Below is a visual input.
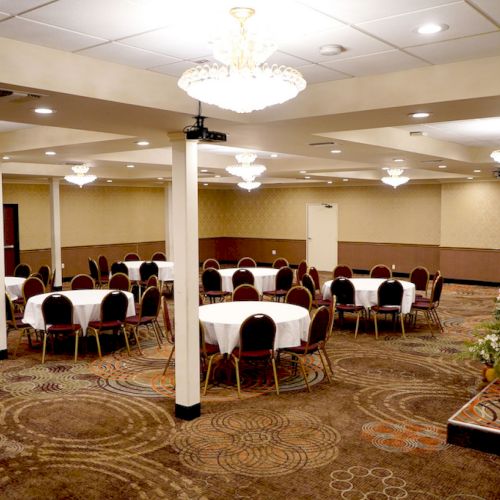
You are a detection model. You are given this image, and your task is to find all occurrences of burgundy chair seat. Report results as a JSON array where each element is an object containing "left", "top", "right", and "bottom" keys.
[
  {"left": 263, "top": 289, "right": 287, "bottom": 298},
  {"left": 125, "top": 314, "right": 156, "bottom": 325},
  {"left": 232, "top": 347, "right": 273, "bottom": 359},
  {"left": 205, "top": 343, "right": 220, "bottom": 355},
  {"left": 47, "top": 323, "right": 81, "bottom": 334},
  {"left": 284, "top": 340, "right": 321, "bottom": 355},
  {"left": 337, "top": 303, "right": 364, "bottom": 312},
  {"left": 206, "top": 290, "right": 230, "bottom": 298},
  {"left": 314, "top": 296, "right": 331, "bottom": 307},
  {"left": 412, "top": 301, "right": 435, "bottom": 310},
  {"left": 88, "top": 319, "right": 122, "bottom": 330},
  {"left": 371, "top": 305, "right": 400, "bottom": 313}
]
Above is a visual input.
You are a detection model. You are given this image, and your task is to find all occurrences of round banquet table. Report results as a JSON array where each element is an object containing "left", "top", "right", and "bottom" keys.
[
  {"left": 199, "top": 301, "right": 311, "bottom": 355},
  {"left": 22, "top": 289, "right": 135, "bottom": 333},
  {"left": 218, "top": 267, "right": 279, "bottom": 293},
  {"left": 5, "top": 276, "right": 25, "bottom": 300},
  {"left": 124, "top": 260, "right": 174, "bottom": 282},
  {"left": 321, "top": 278, "right": 415, "bottom": 314}
]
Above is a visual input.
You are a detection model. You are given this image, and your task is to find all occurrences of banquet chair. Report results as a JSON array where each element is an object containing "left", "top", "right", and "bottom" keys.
[
  {"left": 296, "top": 259, "right": 308, "bottom": 285},
  {"left": 330, "top": 277, "right": 366, "bottom": 338},
  {"left": 49, "top": 269, "right": 57, "bottom": 291},
  {"left": 371, "top": 279, "right": 405, "bottom": 339},
  {"left": 232, "top": 284, "right": 260, "bottom": 302},
  {"left": 125, "top": 286, "right": 162, "bottom": 352},
  {"left": 201, "top": 268, "right": 230, "bottom": 303},
  {"left": 15, "top": 275, "right": 45, "bottom": 311},
  {"left": 201, "top": 322, "right": 221, "bottom": 396},
  {"left": 409, "top": 266, "right": 430, "bottom": 298},
  {"left": 202, "top": 258, "right": 220, "bottom": 270},
  {"left": 370, "top": 264, "right": 392, "bottom": 279},
  {"left": 146, "top": 275, "right": 159, "bottom": 289},
  {"left": 70, "top": 274, "right": 95, "bottom": 290},
  {"left": 37, "top": 264, "right": 51, "bottom": 288},
  {"left": 163, "top": 296, "right": 176, "bottom": 372},
  {"left": 237, "top": 257, "right": 257, "bottom": 268},
  {"left": 108, "top": 272, "right": 131, "bottom": 292},
  {"left": 285, "top": 286, "right": 312, "bottom": 311},
  {"left": 14, "top": 263, "right": 31, "bottom": 278},
  {"left": 139, "top": 261, "right": 159, "bottom": 292},
  {"left": 151, "top": 251, "right": 167, "bottom": 261},
  {"left": 110, "top": 261, "right": 129, "bottom": 276},
  {"left": 232, "top": 268, "right": 255, "bottom": 289},
  {"left": 88, "top": 258, "right": 103, "bottom": 287},
  {"left": 263, "top": 266, "right": 294, "bottom": 302},
  {"left": 124, "top": 252, "right": 141, "bottom": 261},
  {"left": 7, "top": 293, "right": 35, "bottom": 356},
  {"left": 98, "top": 255, "right": 110, "bottom": 285},
  {"left": 41, "top": 294, "right": 82, "bottom": 363},
  {"left": 411, "top": 274, "right": 444, "bottom": 335},
  {"left": 280, "top": 306, "right": 333, "bottom": 392},
  {"left": 301, "top": 273, "right": 331, "bottom": 308},
  {"left": 231, "top": 313, "right": 279, "bottom": 398},
  {"left": 308, "top": 266, "right": 321, "bottom": 294},
  {"left": 87, "top": 290, "right": 130, "bottom": 358},
  {"left": 272, "top": 257, "right": 289, "bottom": 269},
  {"left": 333, "top": 264, "right": 353, "bottom": 279}
]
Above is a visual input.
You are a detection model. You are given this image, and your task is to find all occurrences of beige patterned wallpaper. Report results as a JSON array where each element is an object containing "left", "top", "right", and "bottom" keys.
[
  {"left": 198, "top": 189, "right": 228, "bottom": 237},
  {"left": 441, "top": 182, "right": 500, "bottom": 249}
]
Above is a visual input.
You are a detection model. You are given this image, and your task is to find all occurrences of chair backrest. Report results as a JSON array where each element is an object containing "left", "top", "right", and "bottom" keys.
[
  {"left": 42, "top": 294, "right": 73, "bottom": 326},
  {"left": 430, "top": 274, "right": 444, "bottom": 304},
  {"left": 272, "top": 257, "right": 289, "bottom": 269},
  {"left": 124, "top": 252, "right": 141, "bottom": 261},
  {"left": 22, "top": 276, "right": 45, "bottom": 302},
  {"left": 146, "top": 275, "right": 159, "bottom": 288},
  {"left": 308, "top": 306, "right": 331, "bottom": 348},
  {"left": 308, "top": 266, "right": 321, "bottom": 291},
  {"left": 109, "top": 272, "right": 131, "bottom": 291},
  {"left": 88, "top": 258, "right": 100, "bottom": 282},
  {"left": 331, "top": 277, "right": 356, "bottom": 305},
  {"left": 202, "top": 258, "right": 220, "bottom": 270},
  {"left": 5, "top": 293, "right": 15, "bottom": 326},
  {"left": 232, "top": 268, "right": 255, "bottom": 288},
  {"left": 139, "top": 261, "right": 159, "bottom": 281},
  {"left": 139, "top": 286, "right": 161, "bottom": 318},
  {"left": 161, "top": 296, "right": 173, "bottom": 341},
  {"left": 377, "top": 279, "right": 404, "bottom": 307},
  {"left": 151, "top": 251, "right": 167, "bottom": 261},
  {"left": 101, "top": 290, "right": 129, "bottom": 322},
  {"left": 301, "top": 273, "right": 316, "bottom": 299},
  {"left": 370, "top": 264, "right": 392, "bottom": 279},
  {"left": 296, "top": 260, "right": 308, "bottom": 284},
  {"left": 409, "top": 266, "right": 430, "bottom": 293},
  {"left": 333, "top": 264, "right": 353, "bottom": 279},
  {"left": 202, "top": 268, "right": 223, "bottom": 292},
  {"left": 275, "top": 266, "right": 294, "bottom": 291},
  {"left": 38, "top": 265, "right": 51, "bottom": 287},
  {"left": 111, "top": 261, "right": 129, "bottom": 275},
  {"left": 237, "top": 257, "right": 257, "bottom": 268},
  {"left": 239, "top": 314, "right": 276, "bottom": 354},
  {"left": 232, "top": 284, "right": 260, "bottom": 302},
  {"left": 285, "top": 286, "right": 312, "bottom": 311},
  {"left": 98, "top": 255, "right": 110, "bottom": 276},
  {"left": 14, "top": 263, "right": 31, "bottom": 278},
  {"left": 70, "top": 274, "right": 95, "bottom": 290}
]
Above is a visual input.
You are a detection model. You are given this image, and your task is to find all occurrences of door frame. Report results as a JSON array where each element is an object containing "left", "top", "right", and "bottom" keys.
[
  {"left": 3, "top": 204, "right": 20, "bottom": 273},
  {"left": 306, "top": 202, "right": 338, "bottom": 271}
]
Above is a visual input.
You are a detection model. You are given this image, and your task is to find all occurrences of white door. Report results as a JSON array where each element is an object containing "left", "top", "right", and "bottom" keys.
[{"left": 306, "top": 203, "right": 338, "bottom": 272}]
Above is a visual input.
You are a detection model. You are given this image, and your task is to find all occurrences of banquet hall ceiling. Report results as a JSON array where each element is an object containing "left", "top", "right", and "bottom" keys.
[{"left": 0, "top": 0, "right": 499, "bottom": 188}]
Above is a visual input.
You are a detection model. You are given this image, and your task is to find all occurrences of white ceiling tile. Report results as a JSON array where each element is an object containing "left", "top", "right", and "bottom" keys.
[
  {"left": 407, "top": 31, "right": 500, "bottom": 64},
  {"left": 0, "top": 120, "right": 32, "bottom": 132},
  {"left": 0, "top": 0, "right": 53, "bottom": 15},
  {"left": 298, "top": 0, "right": 458, "bottom": 24},
  {"left": 278, "top": 26, "right": 393, "bottom": 64},
  {"left": 149, "top": 60, "right": 204, "bottom": 78},
  {"left": 77, "top": 42, "right": 180, "bottom": 69},
  {"left": 324, "top": 50, "right": 429, "bottom": 76},
  {"left": 295, "top": 64, "right": 351, "bottom": 83},
  {"left": 0, "top": 10, "right": 9, "bottom": 20},
  {"left": 0, "top": 17, "right": 106, "bottom": 51},
  {"left": 266, "top": 51, "right": 311, "bottom": 67},
  {"left": 469, "top": 0, "right": 500, "bottom": 24},
  {"left": 22, "top": 0, "right": 170, "bottom": 40},
  {"left": 359, "top": 2, "right": 498, "bottom": 48}
]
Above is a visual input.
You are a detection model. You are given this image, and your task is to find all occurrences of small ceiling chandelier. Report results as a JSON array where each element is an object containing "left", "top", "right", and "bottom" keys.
[
  {"left": 64, "top": 164, "right": 97, "bottom": 188},
  {"left": 238, "top": 181, "right": 261, "bottom": 192},
  {"left": 225, "top": 153, "right": 266, "bottom": 184},
  {"left": 178, "top": 7, "right": 306, "bottom": 113},
  {"left": 381, "top": 168, "right": 410, "bottom": 189},
  {"left": 490, "top": 150, "right": 500, "bottom": 162}
]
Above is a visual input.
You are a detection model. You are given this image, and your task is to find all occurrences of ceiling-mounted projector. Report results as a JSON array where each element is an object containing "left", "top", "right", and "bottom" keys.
[{"left": 183, "top": 102, "right": 227, "bottom": 142}]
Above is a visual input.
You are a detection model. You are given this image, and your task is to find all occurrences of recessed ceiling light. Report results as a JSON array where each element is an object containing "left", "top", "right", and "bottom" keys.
[
  {"left": 136, "top": 140, "right": 149, "bottom": 146},
  {"left": 327, "top": 181, "right": 333, "bottom": 184},
  {"left": 157, "top": 177, "right": 164, "bottom": 180},
  {"left": 304, "top": 176, "right": 311, "bottom": 179},
  {"left": 416, "top": 23, "right": 449, "bottom": 35},
  {"left": 342, "top": 178, "right": 349, "bottom": 182},
  {"left": 270, "top": 153, "right": 278, "bottom": 158},
  {"left": 300, "top": 170, "right": 307, "bottom": 174},
  {"left": 473, "top": 169, "right": 481, "bottom": 173},
  {"left": 45, "top": 151, "right": 56, "bottom": 156},
  {"left": 200, "top": 169, "right": 208, "bottom": 173},
  {"left": 34, "top": 107, "right": 54, "bottom": 114},
  {"left": 126, "top": 164, "right": 135, "bottom": 168},
  {"left": 467, "top": 176, "right": 474, "bottom": 180},
  {"left": 393, "top": 158, "right": 404, "bottom": 162},
  {"left": 2, "top": 155, "right": 11, "bottom": 160},
  {"left": 330, "top": 149, "right": 342, "bottom": 154},
  {"left": 319, "top": 44, "right": 344, "bottom": 56},
  {"left": 215, "top": 175, "right": 221, "bottom": 178},
  {"left": 409, "top": 112, "right": 431, "bottom": 119},
  {"left": 106, "top": 179, "right": 113, "bottom": 183},
  {"left": 438, "top": 164, "right": 447, "bottom": 169},
  {"left": 203, "top": 183, "right": 208, "bottom": 186}
]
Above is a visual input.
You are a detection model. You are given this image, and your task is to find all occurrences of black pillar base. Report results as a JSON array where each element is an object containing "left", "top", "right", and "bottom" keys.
[
  {"left": 175, "top": 403, "right": 201, "bottom": 421},
  {"left": 0, "top": 349, "right": 8, "bottom": 360},
  {"left": 52, "top": 285, "right": 63, "bottom": 291}
]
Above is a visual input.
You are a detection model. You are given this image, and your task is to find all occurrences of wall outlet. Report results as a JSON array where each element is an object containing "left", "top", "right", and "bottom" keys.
[
  {"left": 271, "top": 249, "right": 276, "bottom": 255},
  {"left": 61, "top": 263, "right": 65, "bottom": 269},
  {"left": 391, "top": 264, "right": 395, "bottom": 270}
]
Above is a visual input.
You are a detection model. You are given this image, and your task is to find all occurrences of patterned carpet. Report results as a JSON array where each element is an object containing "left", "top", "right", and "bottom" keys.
[{"left": 1, "top": 282, "right": 499, "bottom": 499}]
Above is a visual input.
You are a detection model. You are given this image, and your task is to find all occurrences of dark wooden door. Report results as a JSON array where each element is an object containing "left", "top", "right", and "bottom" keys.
[{"left": 3, "top": 204, "right": 20, "bottom": 276}]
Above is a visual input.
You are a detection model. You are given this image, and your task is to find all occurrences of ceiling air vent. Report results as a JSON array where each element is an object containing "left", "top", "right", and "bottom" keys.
[
  {"left": 308, "top": 141, "right": 337, "bottom": 146},
  {"left": 0, "top": 88, "right": 44, "bottom": 103}
]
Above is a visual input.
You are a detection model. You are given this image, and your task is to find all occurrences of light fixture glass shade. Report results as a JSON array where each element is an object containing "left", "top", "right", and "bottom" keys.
[
  {"left": 381, "top": 168, "right": 409, "bottom": 189},
  {"left": 178, "top": 7, "right": 306, "bottom": 113},
  {"left": 225, "top": 152, "right": 266, "bottom": 182},
  {"left": 490, "top": 150, "right": 500, "bottom": 163},
  {"left": 64, "top": 164, "right": 96, "bottom": 188},
  {"left": 238, "top": 181, "right": 261, "bottom": 191}
]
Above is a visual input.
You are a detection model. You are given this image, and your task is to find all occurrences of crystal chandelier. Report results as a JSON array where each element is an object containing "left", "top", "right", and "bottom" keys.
[
  {"left": 178, "top": 7, "right": 306, "bottom": 113},
  {"left": 381, "top": 168, "right": 409, "bottom": 189},
  {"left": 225, "top": 153, "right": 266, "bottom": 183},
  {"left": 491, "top": 150, "right": 500, "bottom": 162},
  {"left": 238, "top": 181, "right": 261, "bottom": 191},
  {"left": 64, "top": 164, "right": 97, "bottom": 188}
]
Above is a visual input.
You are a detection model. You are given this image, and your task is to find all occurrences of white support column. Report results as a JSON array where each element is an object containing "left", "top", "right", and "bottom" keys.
[
  {"left": 164, "top": 182, "right": 174, "bottom": 261},
  {"left": 50, "top": 179, "right": 63, "bottom": 290},
  {"left": 0, "top": 173, "right": 8, "bottom": 358},
  {"left": 169, "top": 133, "right": 200, "bottom": 420}
]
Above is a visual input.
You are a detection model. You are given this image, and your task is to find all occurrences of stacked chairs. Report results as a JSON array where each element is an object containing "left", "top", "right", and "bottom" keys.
[{"left": 411, "top": 274, "right": 444, "bottom": 334}]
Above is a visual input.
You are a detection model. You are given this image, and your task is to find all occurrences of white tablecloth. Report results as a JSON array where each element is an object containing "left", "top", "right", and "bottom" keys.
[
  {"left": 124, "top": 261, "right": 174, "bottom": 281},
  {"left": 218, "top": 268, "right": 279, "bottom": 293},
  {"left": 5, "top": 277, "right": 25, "bottom": 300},
  {"left": 22, "top": 289, "right": 135, "bottom": 333},
  {"left": 199, "top": 301, "right": 310, "bottom": 354},
  {"left": 321, "top": 278, "right": 416, "bottom": 314}
]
